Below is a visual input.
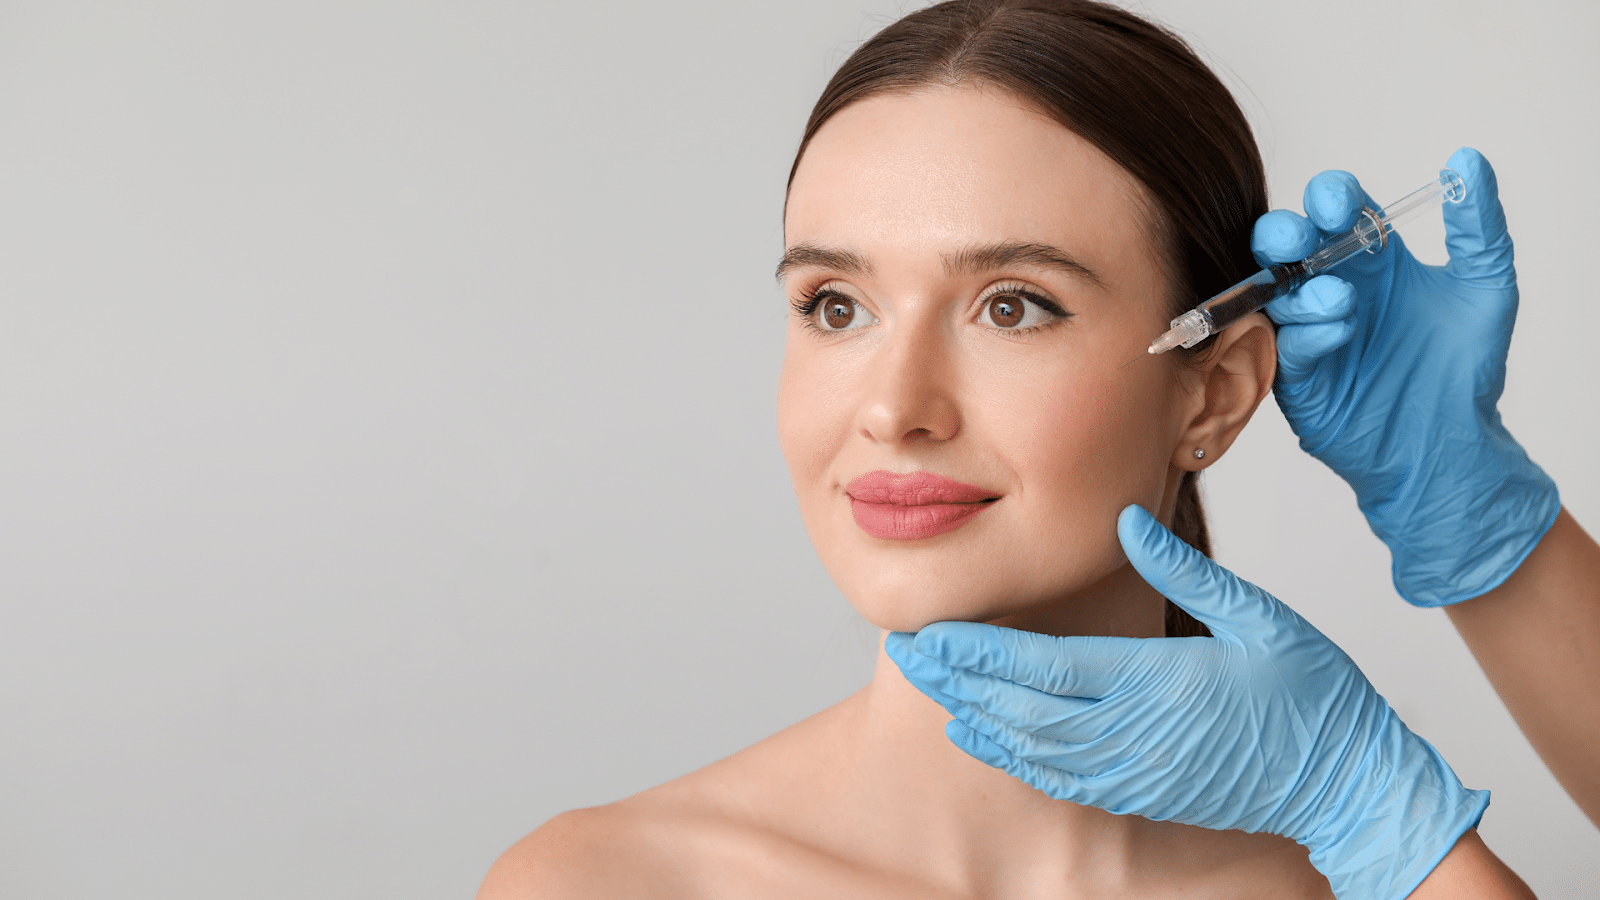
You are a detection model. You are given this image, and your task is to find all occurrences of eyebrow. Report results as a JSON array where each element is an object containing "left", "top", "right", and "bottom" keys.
[
  {"left": 943, "top": 241, "right": 1102, "bottom": 287},
  {"left": 773, "top": 243, "right": 873, "bottom": 282},
  {"left": 773, "top": 240, "right": 1102, "bottom": 287}
]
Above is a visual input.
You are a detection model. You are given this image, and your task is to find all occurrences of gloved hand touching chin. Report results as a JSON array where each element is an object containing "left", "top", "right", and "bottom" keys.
[
  {"left": 1256, "top": 146, "right": 1559, "bottom": 607},
  {"left": 887, "top": 505, "right": 1488, "bottom": 900}
]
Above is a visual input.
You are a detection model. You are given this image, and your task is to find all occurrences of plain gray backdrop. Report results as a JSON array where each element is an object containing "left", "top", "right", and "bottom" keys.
[{"left": 1, "top": 0, "right": 1596, "bottom": 897}]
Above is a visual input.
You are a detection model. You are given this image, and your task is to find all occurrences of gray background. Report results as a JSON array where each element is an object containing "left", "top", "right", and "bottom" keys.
[{"left": 1, "top": 0, "right": 1595, "bottom": 897}]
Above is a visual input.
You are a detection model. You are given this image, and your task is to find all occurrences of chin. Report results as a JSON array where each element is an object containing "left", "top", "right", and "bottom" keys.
[
  {"left": 851, "top": 601, "right": 991, "bottom": 635},
  {"left": 805, "top": 497, "right": 1139, "bottom": 633},
  {"left": 819, "top": 526, "right": 1147, "bottom": 634},
  {"left": 835, "top": 569, "right": 1086, "bottom": 634}
]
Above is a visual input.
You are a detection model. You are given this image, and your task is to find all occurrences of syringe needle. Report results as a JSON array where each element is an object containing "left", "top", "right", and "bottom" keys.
[{"left": 1119, "top": 352, "right": 1148, "bottom": 369}]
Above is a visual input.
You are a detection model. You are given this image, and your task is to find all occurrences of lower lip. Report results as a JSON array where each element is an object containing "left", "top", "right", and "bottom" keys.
[{"left": 849, "top": 498, "right": 996, "bottom": 540}]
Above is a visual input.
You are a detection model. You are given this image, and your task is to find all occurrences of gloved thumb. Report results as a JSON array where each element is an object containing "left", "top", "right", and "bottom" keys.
[
  {"left": 1441, "top": 146, "right": 1516, "bottom": 292},
  {"left": 1117, "top": 504, "right": 1274, "bottom": 640}
]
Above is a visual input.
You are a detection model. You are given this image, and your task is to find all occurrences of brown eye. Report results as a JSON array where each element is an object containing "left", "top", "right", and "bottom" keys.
[
  {"left": 799, "top": 286, "right": 877, "bottom": 333},
  {"left": 985, "top": 295, "right": 1023, "bottom": 328},
  {"left": 823, "top": 300, "right": 856, "bottom": 329},
  {"left": 979, "top": 286, "right": 1067, "bottom": 331}
]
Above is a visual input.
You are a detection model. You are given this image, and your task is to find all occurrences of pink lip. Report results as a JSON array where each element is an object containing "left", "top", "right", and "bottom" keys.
[{"left": 845, "top": 471, "right": 1000, "bottom": 541}]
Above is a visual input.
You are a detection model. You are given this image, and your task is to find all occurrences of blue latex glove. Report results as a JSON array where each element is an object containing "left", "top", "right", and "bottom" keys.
[
  {"left": 887, "top": 505, "right": 1489, "bottom": 900},
  {"left": 1255, "top": 147, "right": 1559, "bottom": 607}
]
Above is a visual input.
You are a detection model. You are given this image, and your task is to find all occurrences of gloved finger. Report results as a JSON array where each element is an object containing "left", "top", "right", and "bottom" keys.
[
  {"left": 1117, "top": 504, "right": 1282, "bottom": 641},
  {"left": 1302, "top": 169, "right": 1374, "bottom": 234},
  {"left": 1264, "top": 275, "right": 1355, "bottom": 325},
  {"left": 884, "top": 631, "right": 975, "bottom": 719},
  {"left": 895, "top": 630, "right": 1098, "bottom": 724},
  {"left": 912, "top": 661, "right": 1099, "bottom": 740},
  {"left": 914, "top": 625, "right": 1211, "bottom": 751},
  {"left": 1441, "top": 146, "right": 1516, "bottom": 291},
  {"left": 1251, "top": 208, "right": 1320, "bottom": 266},
  {"left": 948, "top": 687, "right": 1158, "bottom": 773},
  {"left": 1275, "top": 319, "right": 1356, "bottom": 390},
  {"left": 913, "top": 621, "right": 1148, "bottom": 699},
  {"left": 946, "top": 716, "right": 1012, "bottom": 768},
  {"left": 947, "top": 697, "right": 1101, "bottom": 770},
  {"left": 945, "top": 718, "right": 1088, "bottom": 805}
]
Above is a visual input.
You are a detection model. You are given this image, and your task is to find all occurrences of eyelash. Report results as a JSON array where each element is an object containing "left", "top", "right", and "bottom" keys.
[
  {"left": 792, "top": 284, "right": 857, "bottom": 334},
  {"left": 790, "top": 281, "right": 1073, "bottom": 335},
  {"left": 790, "top": 284, "right": 834, "bottom": 321},
  {"left": 975, "top": 282, "right": 1073, "bottom": 334}
]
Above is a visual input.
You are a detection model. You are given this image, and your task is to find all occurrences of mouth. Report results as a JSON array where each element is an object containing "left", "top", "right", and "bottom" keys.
[{"left": 845, "top": 470, "right": 1000, "bottom": 541}]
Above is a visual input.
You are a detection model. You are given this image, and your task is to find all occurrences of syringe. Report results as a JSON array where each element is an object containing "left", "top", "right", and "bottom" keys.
[{"left": 1142, "top": 168, "right": 1467, "bottom": 357}]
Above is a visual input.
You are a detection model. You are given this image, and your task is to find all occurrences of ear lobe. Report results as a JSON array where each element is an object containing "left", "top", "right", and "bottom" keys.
[{"left": 1172, "top": 312, "right": 1277, "bottom": 470}]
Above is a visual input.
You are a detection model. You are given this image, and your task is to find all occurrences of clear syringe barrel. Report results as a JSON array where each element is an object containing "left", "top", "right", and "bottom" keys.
[
  {"left": 1301, "top": 168, "right": 1467, "bottom": 271},
  {"left": 1149, "top": 167, "right": 1467, "bottom": 353}
]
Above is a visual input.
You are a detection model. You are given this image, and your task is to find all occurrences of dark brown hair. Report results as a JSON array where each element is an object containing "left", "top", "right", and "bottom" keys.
[{"left": 787, "top": 0, "right": 1270, "bottom": 637}]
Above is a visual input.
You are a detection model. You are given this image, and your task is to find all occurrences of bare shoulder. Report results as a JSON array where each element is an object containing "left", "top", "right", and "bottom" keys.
[
  {"left": 475, "top": 799, "right": 695, "bottom": 900},
  {"left": 477, "top": 697, "right": 862, "bottom": 900}
]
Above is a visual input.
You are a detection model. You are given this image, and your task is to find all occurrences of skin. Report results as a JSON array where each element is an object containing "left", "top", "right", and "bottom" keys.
[
  {"left": 1445, "top": 508, "right": 1600, "bottom": 828},
  {"left": 772, "top": 88, "right": 1222, "bottom": 642},
  {"left": 1411, "top": 831, "right": 1536, "bottom": 900},
  {"left": 476, "top": 86, "right": 1527, "bottom": 899}
]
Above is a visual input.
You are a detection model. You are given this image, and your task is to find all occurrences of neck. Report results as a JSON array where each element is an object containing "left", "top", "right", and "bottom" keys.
[{"left": 828, "top": 563, "right": 1173, "bottom": 894}]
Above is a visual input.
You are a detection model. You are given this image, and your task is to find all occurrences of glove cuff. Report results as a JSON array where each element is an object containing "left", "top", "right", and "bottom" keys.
[
  {"left": 1306, "top": 719, "right": 1489, "bottom": 900},
  {"left": 1368, "top": 428, "right": 1561, "bottom": 608}
]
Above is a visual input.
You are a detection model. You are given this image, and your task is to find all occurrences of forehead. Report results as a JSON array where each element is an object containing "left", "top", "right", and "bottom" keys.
[{"left": 784, "top": 86, "right": 1159, "bottom": 267}]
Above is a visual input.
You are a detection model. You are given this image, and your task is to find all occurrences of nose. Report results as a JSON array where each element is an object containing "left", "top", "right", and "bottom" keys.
[{"left": 855, "top": 321, "right": 962, "bottom": 445}]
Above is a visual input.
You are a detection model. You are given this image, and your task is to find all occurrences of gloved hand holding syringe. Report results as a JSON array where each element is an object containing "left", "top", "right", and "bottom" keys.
[
  {"left": 893, "top": 148, "right": 1582, "bottom": 900},
  {"left": 1130, "top": 167, "right": 1467, "bottom": 361}
]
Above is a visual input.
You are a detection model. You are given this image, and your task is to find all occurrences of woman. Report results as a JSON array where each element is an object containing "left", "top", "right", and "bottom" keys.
[{"left": 479, "top": 2, "right": 1529, "bottom": 896}]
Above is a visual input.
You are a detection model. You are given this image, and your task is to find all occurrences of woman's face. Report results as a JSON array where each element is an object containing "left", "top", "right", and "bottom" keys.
[{"left": 778, "top": 86, "right": 1207, "bottom": 634}]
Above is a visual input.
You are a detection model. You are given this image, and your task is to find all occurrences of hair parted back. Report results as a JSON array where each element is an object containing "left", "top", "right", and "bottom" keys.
[{"left": 787, "top": 0, "right": 1271, "bottom": 637}]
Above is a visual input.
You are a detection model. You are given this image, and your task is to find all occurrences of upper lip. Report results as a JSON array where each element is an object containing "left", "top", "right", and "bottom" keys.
[{"left": 845, "top": 470, "right": 999, "bottom": 505}]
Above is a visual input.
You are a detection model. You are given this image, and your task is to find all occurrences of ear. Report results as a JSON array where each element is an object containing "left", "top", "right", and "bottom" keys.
[{"left": 1172, "top": 312, "right": 1276, "bottom": 471}]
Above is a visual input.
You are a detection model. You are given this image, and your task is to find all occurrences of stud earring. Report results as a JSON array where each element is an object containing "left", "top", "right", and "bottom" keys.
[{"left": 1193, "top": 448, "right": 1205, "bottom": 460}]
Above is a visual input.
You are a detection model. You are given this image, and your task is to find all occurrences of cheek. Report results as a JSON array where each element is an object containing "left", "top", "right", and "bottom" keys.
[
  {"left": 983, "top": 361, "right": 1181, "bottom": 526},
  {"left": 776, "top": 333, "right": 849, "bottom": 494}
]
